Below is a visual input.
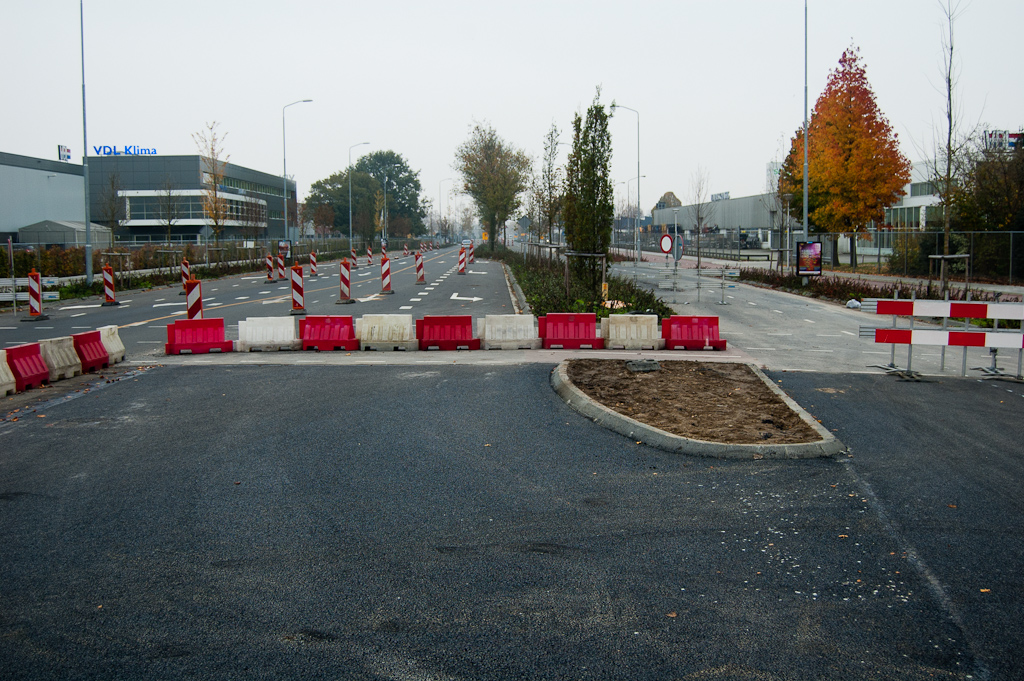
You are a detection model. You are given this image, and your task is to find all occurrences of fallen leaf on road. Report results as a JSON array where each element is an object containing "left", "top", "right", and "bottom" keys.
[
  {"left": 980, "top": 588, "right": 991, "bottom": 593},
  {"left": 666, "top": 612, "right": 677, "bottom": 618},
  {"left": 838, "top": 535, "right": 849, "bottom": 538},
  {"left": 948, "top": 504, "right": 957, "bottom": 509}
]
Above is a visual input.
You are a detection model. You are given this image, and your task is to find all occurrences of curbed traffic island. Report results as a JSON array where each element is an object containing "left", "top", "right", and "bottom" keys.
[{"left": 550, "top": 359, "right": 845, "bottom": 460}]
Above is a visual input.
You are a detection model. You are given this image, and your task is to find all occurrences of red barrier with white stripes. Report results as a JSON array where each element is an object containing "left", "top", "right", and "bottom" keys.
[
  {"left": 351, "top": 247, "right": 359, "bottom": 269},
  {"left": 367, "top": 246, "right": 373, "bottom": 266},
  {"left": 309, "top": 251, "right": 318, "bottom": 277},
  {"left": 403, "top": 244, "right": 409, "bottom": 257},
  {"left": 277, "top": 254, "right": 286, "bottom": 281},
  {"left": 469, "top": 241, "right": 475, "bottom": 264},
  {"left": 185, "top": 279, "right": 203, "bottom": 320},
  {"left": 266, "top": 254, "right": 274, "bottom": 282},
  {"left": 336, "top": 258, "right": 354, "bottom": 304},
  {"left": 380, "top": 255, "right": 393, "bottom": 294},
  {"left": 457, "top": 247, "right": 466, "bottom": 274},
  {"left": 27, "top": 269, "right": 46, "bottom": 318},
  {"left": 180, "top": 259, "right": 190, "bottom": 294},
  {"left": 876, "top": 299, "right": 1024, "bottom": 321},
  {"left": 291, "top": 264, "right": 306, "bottom": 314},
  {"left": 102, "top": 264, "right": 119, "bottom": 306},
  {"left": 415, "top": 251, "right": 425, "bottom": 284},
  {"left": 875, "top": 328, "right": 1024, "bottom": 349}
]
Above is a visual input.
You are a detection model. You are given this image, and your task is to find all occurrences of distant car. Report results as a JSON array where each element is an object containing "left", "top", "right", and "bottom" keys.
[{"left": 461, "top": 239, "right": 472, "bottom": 247}]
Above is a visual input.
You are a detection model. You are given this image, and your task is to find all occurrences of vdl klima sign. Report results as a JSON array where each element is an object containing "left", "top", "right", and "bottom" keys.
[{"left": 92, "top": 145, "right": 157, "bottom": 156}]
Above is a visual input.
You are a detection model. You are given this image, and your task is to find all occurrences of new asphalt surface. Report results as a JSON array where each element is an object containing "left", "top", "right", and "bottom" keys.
[{"left": 2, "top": 364, "right": 1021, "bottom": 679}]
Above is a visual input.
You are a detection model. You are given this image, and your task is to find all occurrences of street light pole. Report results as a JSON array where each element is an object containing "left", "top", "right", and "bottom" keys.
[
  {"left": 348, "top": 142, "right": 370, "bottom": 255},
  {"left": 611, "top": 103, "right": 640, "bottom": 264},
  {"left": 80, "top": 0, "right": 93, "bottom": 285},
  {"left": 802, "top": 0, "right": 809, "bottom": 273},
  {"left": 282, "top": 99, "right": 312, "bottom": 244},
  {"left": 439, "top": 177, "right": 453, "bottom": 242},
  {"left": 627, "top": 174, "right": 644, "bottom": 261}
]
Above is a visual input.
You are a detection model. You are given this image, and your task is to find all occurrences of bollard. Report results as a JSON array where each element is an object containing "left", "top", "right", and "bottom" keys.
[
  {"left": 380, "top": 255, "right": 394, "bottom": 294},
  {"left": 265, "top": 253, "right": 274, "bottom": 282},
  {"left": 186, "top": 278, "right": 203, "bottom": 319},
  {"left": 469, "top": 241, "right": 475, "bottom": 264},
  {"left": 277, "top": 254, "right": 286, "bottom": 281},
  {"left": 291, "top": 264, "right": 306, "bottom": 315},
  {"left": 336, "top": 258, "right": 354, "bottom": 304},
  {"left": 458, "top": 247, "right": 467, "bottom": 274},
  {"left": 179, "top": 259, "right": 190, "bottom": 296},
  {"left": 415, "top": 251, "right": 425, "bottom": 284},
  {"left": 366, "top": 246, "right": 373, "bottom": 266},
  {"left": 403, "top": 244, "right": 409, "bottom": 257},
  {"left": 309, "top": 251, "right": 318, "bottom": 277},
  {"left": 102, "top": 264, "right": 119, "bottom": 306},
  {"left": 24, "top": 270, "right": 49, "bottom": 321},
  {"left": 350, "top": 247, "right": 359, "bottom": 269}
]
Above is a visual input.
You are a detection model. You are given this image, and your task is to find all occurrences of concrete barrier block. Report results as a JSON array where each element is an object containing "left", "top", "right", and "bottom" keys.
[
  {"left": 98, "top": 325, "right": 126, "bottom": 363},
  {"left": 604, "top": 314, "right": 665, "bottom": 350},
  {"left": 359, "top": 314, "right": 418, "bottom": 351},
  {"left": 480, "top": 314, "right": 541, "bottom": 350},
  {"left": 38, "top": 336, "right": 83, "bottom": 381},
  {"left": 0, "top": 350, "right": 16, "bottom": 397},
  {"left": 237, "top": 316, "right": 300, "bottom": 351}
]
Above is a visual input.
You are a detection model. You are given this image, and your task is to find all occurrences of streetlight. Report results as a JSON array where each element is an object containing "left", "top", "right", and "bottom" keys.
[
  {"left": 282, "top": 99, "right": 312, "bottom": 244},
  {"left": 439, "top": 177, "right": 453, "bottom": 241},
  {"left": 349, "top": 142, "right": 369, "bottom": 256},
  {"left": 80, "top": 0, "right": 93, "bottom": 285},
  {"left": 610, "top": 102, "right": 640, "bottom": 264},
  {"left": 627, "top": 174, "right": 645, "bottom": 259}
]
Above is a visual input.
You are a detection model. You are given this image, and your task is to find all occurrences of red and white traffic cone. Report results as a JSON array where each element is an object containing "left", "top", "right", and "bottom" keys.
[
  {"left": 457, "top": 247, "right": 466, "bottom": 274},
  {"left": 102, "top": 264, "right": 119, "bottom": 306},
  {"left": 277, "top": 254, "right": 286, "bottom": 281},
  {"left": 380, "top": 255, "right": 394, "bottom": 294},
  {"left": 336, "top": 258, "right": 354, "bottom": 304},
  {"left": 185, "top": 278, "right": 203, "bottom": 320},
  {"left": 403, "top": 244, "right": 409, "bottom": 257},
  {"left": 24, "top": 269, "right": 48, "bottom": 321},
  {"left": 366, "top": 246, "right": 373, "bottom": 266},
  {"left": 265, "top": 254, "right": 274, "bottom": 283},
  {"left": 350, "top": 247, "right": 359, "bottom": 269},
  {"left": 290, "top": 264, "right": 306, "bottom": 315},
  {"left": 415, "top": 251, "right": 425, "bottom": 284},
  {"left": 179, "top": 259, "right": 190, "bottom": 295},
  {"left": 309, "top": 250, "right": 318, "bottom": 277},
  {"left": 469, "top": 241, "right": 475, "bottom": 264}
]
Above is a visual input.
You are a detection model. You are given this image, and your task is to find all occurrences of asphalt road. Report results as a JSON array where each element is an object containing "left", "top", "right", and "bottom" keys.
[{"left": 2, "top": 364, "right": 1021, "bottom": 679}]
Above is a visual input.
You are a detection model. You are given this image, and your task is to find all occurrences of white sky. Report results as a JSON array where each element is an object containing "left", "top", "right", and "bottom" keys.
[{"left": 4, "top": 0, "right": 1021, "bottom": 219}]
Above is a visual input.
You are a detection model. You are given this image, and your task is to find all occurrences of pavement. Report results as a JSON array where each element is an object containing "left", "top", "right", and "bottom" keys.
[{"left": 1, "top": 256, "right": 1023, "bottom": 679}]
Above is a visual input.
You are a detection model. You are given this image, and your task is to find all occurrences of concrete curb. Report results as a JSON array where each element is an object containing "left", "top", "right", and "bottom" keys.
[{"left": 550, "top": 360, "right": 846, "bottom": 460}]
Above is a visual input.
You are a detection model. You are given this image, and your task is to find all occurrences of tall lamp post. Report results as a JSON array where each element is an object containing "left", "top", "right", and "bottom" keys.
[
  {"left": 80, "top": 0, "right": 93, "bottom": 285},
  {"left": 348, "top": 142, "right": 369, "bottom": 254},
  {"left": 611, "top": 103, "right": 640, "bottom": 264},
  {"left": 439, "top": 177, "right": 453, "bottom": 242},
  {"left": 282, "top": 99, "right": 312, "bottom": 243},
  {"left": 627, "top": 175, "right": 645, "bottom": 259}
]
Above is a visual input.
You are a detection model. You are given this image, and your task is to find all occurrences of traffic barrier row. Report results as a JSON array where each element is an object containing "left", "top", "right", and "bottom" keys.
[
  {"left": 180, "top": 313, "right": 727, "bottom": 355},
  {"left": 3, "top": 324, "right": 125, "bottom": 394}
]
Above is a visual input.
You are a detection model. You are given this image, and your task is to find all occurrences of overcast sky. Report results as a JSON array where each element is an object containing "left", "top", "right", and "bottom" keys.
[{"left": 4, "top": 0, "right": 1021, "bottom": 220}]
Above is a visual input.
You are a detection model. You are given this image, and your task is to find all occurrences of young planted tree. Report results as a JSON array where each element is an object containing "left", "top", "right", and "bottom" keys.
[
  {"left": 538, "top": 122, "right": 563, "bottom": 243},
  {"left": 454, "top": 123, "right": 532, "bottom": 251},
  {"left": 563, "top": 93, "right": 614, "bottom": 294},
  {"left": 688, "top": 166, "right": 716, "bottom": 272},
  {"left": 780, "top": 46, "right": 911, "bottom": 270},
  {"left": 238, "top": 197, "right": 266, "bottom": 243},
  {"left": 192, "top": 121, "right": 230, "bottom": 244},
  {"left": 157, "top": 176, "right": 181, "bottom": 244},
  {"left": 99, "top": 172, "right": 127, "bottom": 239}
]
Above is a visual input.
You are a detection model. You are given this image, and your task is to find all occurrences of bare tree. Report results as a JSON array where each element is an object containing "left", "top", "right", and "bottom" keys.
[
  {"left": 936, "top": 0, "right": 967, "bottom": 292},
  {"left": 192, "top": 121, "right": 230, "bottom": 244},
  {"left": 157, "top": 176, "right": 181, "bottom": 244},
  {"left": 239, "top": 197, "right": 267, "bottom": 243},
  {"left": 99, "top": 172, "right": 127, "bottom": 239},
  {"left": 538, "top": 122, "right": 563, "bottom": 243},
  {"left": 688, "top": 166, "right": 716, "bottom": 272}
]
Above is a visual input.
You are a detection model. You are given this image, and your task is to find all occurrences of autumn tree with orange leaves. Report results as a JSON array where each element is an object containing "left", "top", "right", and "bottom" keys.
[{"left": 780, "top": 46, "right": 910, "bottom": 269}]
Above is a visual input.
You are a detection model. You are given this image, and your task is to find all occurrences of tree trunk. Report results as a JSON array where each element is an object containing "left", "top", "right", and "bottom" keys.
[{"left": 850, "top": 234, "right": 858, "bottom": 271}]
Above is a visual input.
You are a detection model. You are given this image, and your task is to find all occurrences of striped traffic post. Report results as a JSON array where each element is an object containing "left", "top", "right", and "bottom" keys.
[
  {"left": 336, "top": 258, "right": 354, "bottom": 304},
  {"left": 179, "top": 259, "right": 190, "bottom": 296},
  {"left": 101, "top": 264, "right": 119, "bottom": 306},
  {"left": 415, "top": 251, "right": 425, "bottom": 284},
  {"left": 403, "top": 244, "right": 409, "bottom": 257},
  {"left": 290, "top": 264, "right": 306, "bottom": 315},
  {"left": 366, "top": 246, "right": 373, "bottom": 266},
  {"left": 469, "top": 241, "right": 475, "bottom": 264},
  {"left": 380, "top": 255, "right": 394, "bottom": 294},
  {"left": 458, "top": 247, "right": 467, "bottom": 274},
  {"left": 350, "top": 247, "right": 359, "bottom": 269},
  {"left": 309, "top": 251, "right": 318, "bottom": 277},
  {"left": 25, "top": 269, "right": 48, "bottom": 321},
  {"left": 185, "top": 278, "right": 203, "bottom": 320},
  {"left": 265, "top": 253, "right": 274, "bottom": 282},
  {"left": 277, "top": 254, "right": 286, "bottom": 281}
]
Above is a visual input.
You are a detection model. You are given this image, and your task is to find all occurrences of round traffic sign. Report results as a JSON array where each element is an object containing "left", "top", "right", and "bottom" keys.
[{"left": 659, "top": 234, "right": 673, "bottom": 254}]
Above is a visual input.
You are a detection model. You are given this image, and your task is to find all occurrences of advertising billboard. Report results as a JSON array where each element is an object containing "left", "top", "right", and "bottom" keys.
[{"left": 797, "top": 241, "right": 822, "bottom": 276}]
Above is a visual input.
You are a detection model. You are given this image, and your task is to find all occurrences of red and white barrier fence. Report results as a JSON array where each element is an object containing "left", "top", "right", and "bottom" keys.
[
  {"left": 873, "top": 299, "right": 1024, "bottom": 321},
  {"left": 291, "top": 264, "right": 306, "bottom": 314},
  {"left": 337, "top": 258, "right": 354, "bottom": 304}
]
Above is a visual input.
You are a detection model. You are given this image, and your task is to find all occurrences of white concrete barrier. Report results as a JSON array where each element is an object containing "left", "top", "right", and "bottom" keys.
[
  {"left": 237, "top": 316, "right": 300, "bottom": 351},
  {"left": 601, "top": 314, "right": 665, "bottom": 350},
  {"left": 477, "top": 314, "right": 541, "bottom": 350},
  {"left": 357, "top": 314, "right": 417, "bottom": 351},
  {"left": 38, "top": 336, "right": 83, "bottom": 381},
  {"left": 98, "top": 325, "right": 126, "bottom": 363},
  {"left": 0, "top": 350, "right": 17, "bottom": 396}
]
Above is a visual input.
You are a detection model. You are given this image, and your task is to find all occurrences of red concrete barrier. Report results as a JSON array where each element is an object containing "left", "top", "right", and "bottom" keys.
[
  {"left": 662, "top": 316, "right": 727, "bottom": 350},
  {"left": 165, "top": 319, "right": 234, "bottom": 354},
  {"left": 538, "top": 313, "right": 605, "bottom": 349},
  {"left": 72, "top": 330, "right": 111, "bottom": 373},
  {"left": 416, "top": 315, "right": 480, "bottom": 351},
  {"left": 5, "top": 343, "right": 50, "bottom": 392},
  {"left": 299, "top": 316, "right": 359, "bottom": 351}
]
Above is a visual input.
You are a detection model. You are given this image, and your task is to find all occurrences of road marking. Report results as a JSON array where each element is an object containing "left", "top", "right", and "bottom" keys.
[
  {"left": 804, "top": 319, "right": 816, "bottom": 323},
  {"left": 71, "top": 313, "right": 88, "bottom": 317},
  {"left": 262, "top": 297, "right": 289, "bottom": 304},
  {"left": 773, "top": 310, "right": 783, "bottom": 314},
  {"left": 841, "top": 330, "right": 856, "bottom": 336},
  {"left": 153, "top": 302, "right": 186, "bottom": 307},
  {"left": 425, "top": 287, "right": 435, "bottom": 290},
  {"left": 59, "top": 304, "right": 102, "bottom": 310},
  {"left": 816, "top": 334, "right": 842, "bottom": 337},
  {"left": 259, "top": 291, "right": 271, "bottom": 294},
  {"left": 136, "top": 340, "right": 162, "bottom": 344},
  {"left": 745, "top": 347, "right": 776, "bottom": 351},
  {"left": 410, "top": 298, "right": 422, "bottom": 302},
  {"left": 400, "top": 305, "right": 413, "bottom": 310},
  {"left": 312, "top": 300, "right": 319, "bottom": 304},
  {"left": 766, "top": 332, "right": 792, "bottom": 336},
  {"left": 235, "top": 296, "right": 250, "bottom": 300},
  {"left": 727, "top": 295, "right": 735, "bottom": 299},
  {"left": 807, "top": 349, "right": 834, "bottom": 353},
  {"left": 862, "top": 351, "right": 891, "bottom": 354},
  {"left": 748, "top": 301, "right": 757, "bottom": 306},
  {"left": 72, "top": 326, "right": 92, "bottom": 329},
  {"left": 451, "top": 293, "right": 482, "bottom": 302}
]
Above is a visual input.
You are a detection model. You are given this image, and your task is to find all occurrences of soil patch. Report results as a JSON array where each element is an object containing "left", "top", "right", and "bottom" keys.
[{"left": 565, "top": 359, "right": 821, "bottom": 445}]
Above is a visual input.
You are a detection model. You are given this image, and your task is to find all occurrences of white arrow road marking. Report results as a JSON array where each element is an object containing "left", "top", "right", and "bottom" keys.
[{"left": 450, "top": 293, "right": 483, "bottom": 302}]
